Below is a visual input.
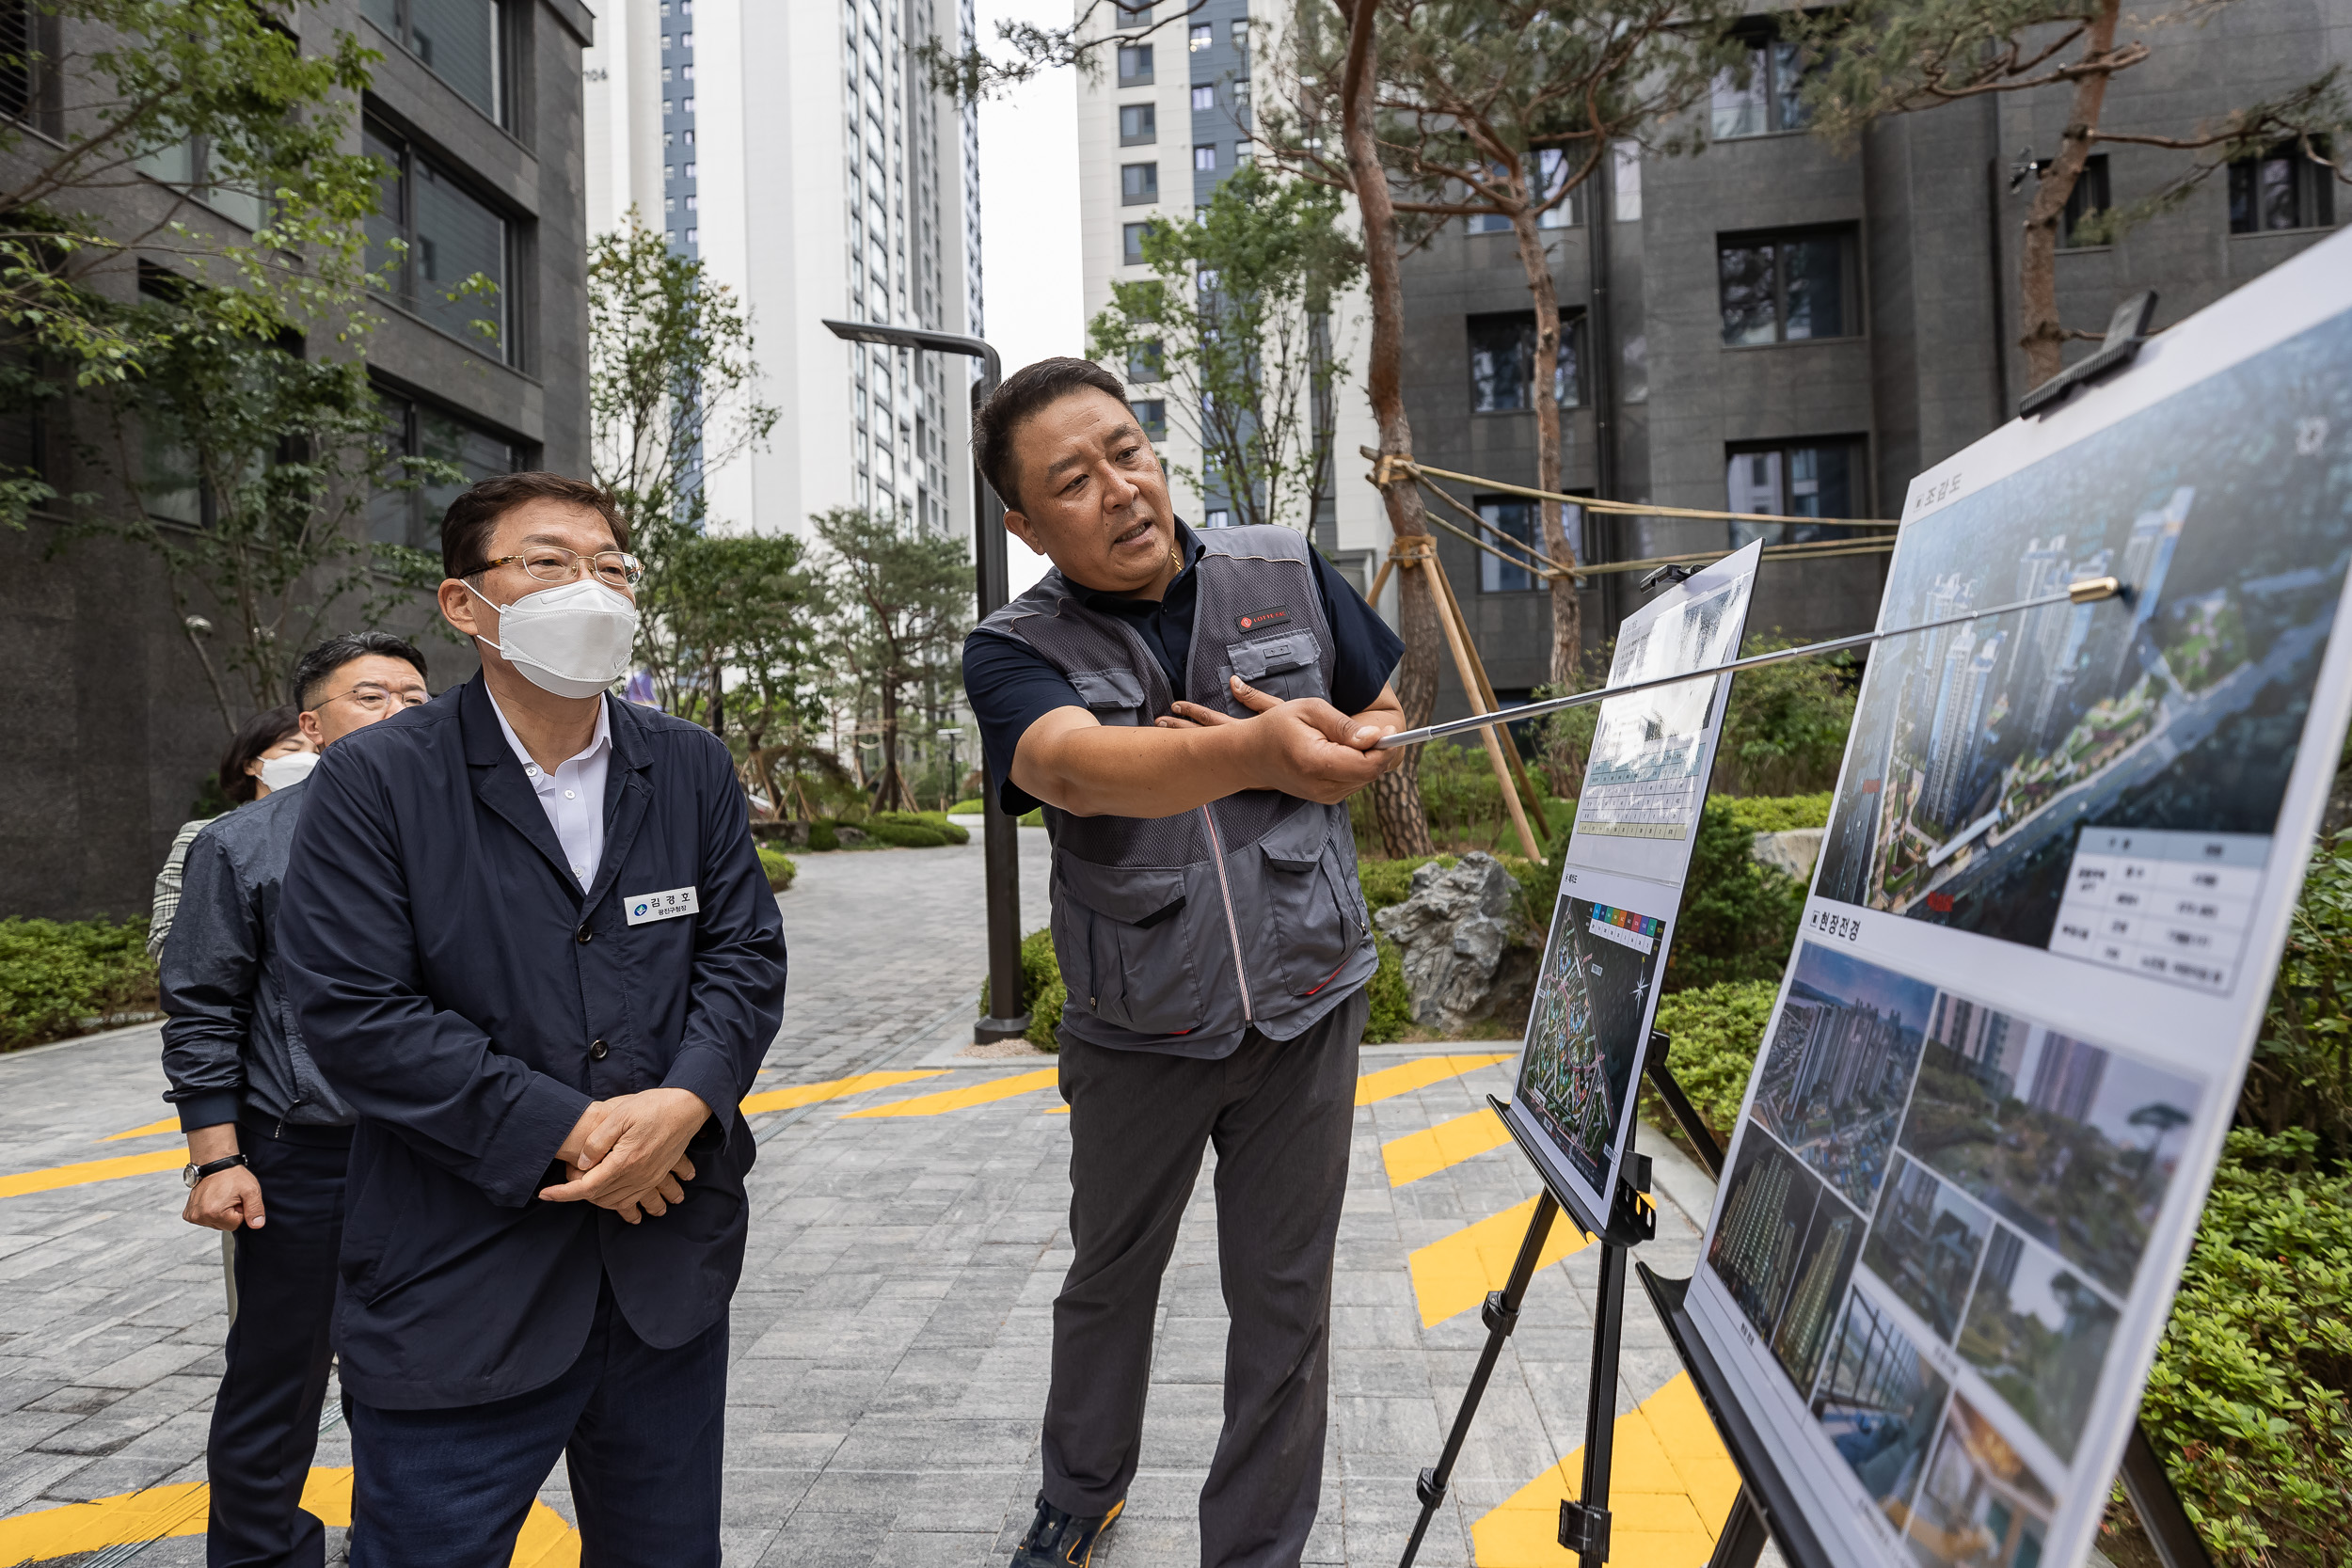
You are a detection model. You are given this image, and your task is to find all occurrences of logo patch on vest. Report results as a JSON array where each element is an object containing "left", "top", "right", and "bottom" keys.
[{"left": 1235, "top": 606, "right": 1291, "bottom": 633}]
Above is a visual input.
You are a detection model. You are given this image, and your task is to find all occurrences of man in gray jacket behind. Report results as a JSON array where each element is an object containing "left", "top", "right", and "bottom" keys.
[{"left": 160, "top": 632, "right": 429, "bottom": 1568}]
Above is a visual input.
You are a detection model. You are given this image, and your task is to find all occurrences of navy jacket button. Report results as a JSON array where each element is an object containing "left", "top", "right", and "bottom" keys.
[
  {"left": 588, "top": 1037, "right": 610, "bottom": 1061},
  {"left": 576, "top": 924, "right": 593, "bottom": 944}
]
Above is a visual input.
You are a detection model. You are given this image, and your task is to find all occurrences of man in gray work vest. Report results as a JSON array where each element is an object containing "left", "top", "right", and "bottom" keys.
[{"left": 962, "top": 358, "right": 1406, "bottom": 1568}]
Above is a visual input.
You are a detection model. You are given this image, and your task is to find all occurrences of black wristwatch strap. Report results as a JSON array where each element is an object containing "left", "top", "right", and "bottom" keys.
[{"left": 185, "top": 1153, "right": 250, "bottom": 1187}]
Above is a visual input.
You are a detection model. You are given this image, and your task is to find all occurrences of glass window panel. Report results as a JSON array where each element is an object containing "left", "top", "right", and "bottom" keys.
[
  {"left": 1191, "top": 84, "right": 1216, "bottom": 111},
  {"left": 1126, "top": 341, "right": 1162, "bottom": 382},
  {"left": 1121, "top": 221, "right": 1148, "bottom": 264},
  {"left": 367, "top": 400, "right": 412, "bottom": 546},
  {"left": 1118, "top": 43, "right": 1152, "bottom": 83},
  {"left": 1120, "top": 103, "right": 1155, "bottom": 144},
  {"left": 1784, "top": 443, "right": 1850, "bottom": 541},
  {"left": 1131, "top": 398, "right": 1166, "bottom": 436},
  {"left": 1727, "top": 449, "right": 1783, "bottom": 546},
  {"left": 135, "top": 137, "right": 199, "bottom": 187},
  {"left": 360, "top": 0, "right": 398, "bottom": 32},
  {"left": 407, "top": 0, "right": 501, "bottom": 120},
  {"left": 410, "top": 156, "right": 506, "bottom": 352},
  {"left": 1468, "top": 313, "right": 1535, "bottom": 413},
  {"left": 362, "top": 127, "right": 406, "bottom": 295},
  {"left": 415, "top": 405, "right": 513, "bottom": 551},
  {"left": 2259, "top": 156, "right": 2300, "bottom": 230},
  {"left": 1782, "top": 233, "right": 1846, "bottom": 339},
  {"left": 143, "top": 415, "right": 202, "bottom": 527},
  {"left": 1535, "top": 149, "right": 1577, "bottom": 230},
  {"left": 1711, "top": 47, "right": 1767, "bottom": 139},
  {"left": 1121, "top": 162, "right": 1158, "bottom": 203},
  {"left": 1189, "top": 23, "right": 1211, "bottom": 50},
  {"left": 1718, "top": 243, "right": 1777, "bottom": 344},
  {"left": 1194, "top": 144, "right": 1216, "bottom": 171},
  {"left": 1479, "top": 498, "right": 1536, "bottom": 593},
  {"left": 1555, "top": 315, "right": 1582, "bottom": 407},
  {"left": 1771, "top": 41, "right": 1808, "bottom": 131}
]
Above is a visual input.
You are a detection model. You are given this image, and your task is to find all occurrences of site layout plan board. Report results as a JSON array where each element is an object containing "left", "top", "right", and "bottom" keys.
[
  {"left": 1682, "top": 230, "right": 2352, "bottom": 1568},
  {"left": 1509, "top": 543, "right": 1761, "bottom": 1221}
]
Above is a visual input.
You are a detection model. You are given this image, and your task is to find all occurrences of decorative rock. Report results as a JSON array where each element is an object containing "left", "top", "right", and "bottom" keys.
[
  {"left": 1751, "top": 828, "right": 1824, "bottom": 882},
  {"left": 1374, "top": 851, "right": 1525, "bottom": 1036}
]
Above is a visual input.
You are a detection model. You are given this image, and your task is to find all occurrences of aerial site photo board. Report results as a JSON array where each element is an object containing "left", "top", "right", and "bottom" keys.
[
  {"left": 1508, "top": 539, "right": 1762, "bottom": 1228},
  {"left": 1665, "top": 228, "right": 2352, "bottom": 1568}
]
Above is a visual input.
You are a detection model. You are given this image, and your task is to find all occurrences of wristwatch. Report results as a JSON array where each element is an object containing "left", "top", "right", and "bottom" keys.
[{"left": 183, "top": 1154, "right": 250, "bottom": 1189}]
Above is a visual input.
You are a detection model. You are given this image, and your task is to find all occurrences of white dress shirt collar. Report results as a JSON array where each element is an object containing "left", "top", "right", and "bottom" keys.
[{"left": 487, "top": 689, "right": 613, "bottom": 890}]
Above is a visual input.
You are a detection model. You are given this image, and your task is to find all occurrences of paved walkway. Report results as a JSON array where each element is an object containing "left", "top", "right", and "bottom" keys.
[{"left": 0, "top": 833, "right": 1765, "bottom": 1568}]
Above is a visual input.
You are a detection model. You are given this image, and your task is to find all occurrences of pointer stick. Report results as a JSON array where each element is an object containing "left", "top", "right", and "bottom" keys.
[{"left": 1375, "top": 577, "right": 2122, "bottom": 751}]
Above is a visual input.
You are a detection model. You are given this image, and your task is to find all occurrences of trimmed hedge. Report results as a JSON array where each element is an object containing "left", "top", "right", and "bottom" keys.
[
  {"left": 0, "top": 917, "right": 159, "bottom": 1052},
  {"left": 948, "top": 798, "right": 986, "bottom": 816},
  {"left": 757, "top": 848, "right": 798, "bottom": 891},
  {"left": 978, "top": 927, "right": 1068, "bottom": 1052}
]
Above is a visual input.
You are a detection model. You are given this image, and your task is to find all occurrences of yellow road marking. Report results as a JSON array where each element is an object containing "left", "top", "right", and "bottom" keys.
[
  {"left": 0, "top": 1149, "right": 183, "bottom": 1201},
  {"left": 102, "top": 1117, "right": 180, "bottom": 1142},
  {"left": 1471, "top": 1373, "right": 1740, "bottom": 1567},
  {"left": 1383, "top": 1106, "right": 1513, "bottom": 1187},
  {"left": 1355, "top": 1053, "right": 1515, "bottom": 1107},
  {"left": 0, "top": 1465, "right": 579, "bottom": 1564},
  {"left": 1407, "top": 1195, "right": 1589, "bottom": 1327},
  {"left": 739, "top": 1069, "right": 945, "bottom": 1116},
  {"left": 843, "top": 1067, "right": 1059, "bottom": 1118}
]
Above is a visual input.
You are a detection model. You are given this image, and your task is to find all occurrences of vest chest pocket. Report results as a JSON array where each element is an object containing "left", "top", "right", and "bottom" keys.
[
  {"left": 1247, "top": 808, "right": 1367, "bottom": 1000},
  {"left": 1222, "top": 629, "right": 1325, "bottom": 704},
  {"left": 1050, "top": 853, "right": 1206, "bottom": 1035},
  {"left": 1069, "top": 668, "right": 1149, "bottom": 726}
]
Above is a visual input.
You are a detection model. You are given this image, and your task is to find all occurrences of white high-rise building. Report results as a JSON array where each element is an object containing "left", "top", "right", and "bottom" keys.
[
  {"left": 1072, "top": 1, "right": 1384, "bottom": 591},
  {"left": 584, "top": 0, "right": 984, "bottom": 544}
]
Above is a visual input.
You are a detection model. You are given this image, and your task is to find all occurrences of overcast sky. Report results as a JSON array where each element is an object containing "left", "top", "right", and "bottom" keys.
[{"left": 975, "top": 0, "right": 1082, "bottom": 594}]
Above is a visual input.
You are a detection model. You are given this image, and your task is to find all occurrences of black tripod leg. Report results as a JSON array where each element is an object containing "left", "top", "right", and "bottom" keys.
[
  {"left": 2121, "top": 1420, "right": 2215, "bottom": 1568},
  {"left": 1396, "top": 1191, "right": 1566, "bottom": 1568},
  {"left": 1704, "top": 1487, "right": 1770, "bottom": 1568}
]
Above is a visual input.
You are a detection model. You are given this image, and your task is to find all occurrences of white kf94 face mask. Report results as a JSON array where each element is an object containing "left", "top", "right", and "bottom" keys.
[
  {"left": 256, "top": 751, "right": 319, "bottom": 792},
  {"left": 465, "top": 578, "right": 642, "bottom": 700}
]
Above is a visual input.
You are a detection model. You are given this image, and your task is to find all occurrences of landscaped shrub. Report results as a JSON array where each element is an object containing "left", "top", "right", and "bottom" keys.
[
  {"left": 0, "top": 917, "right": 159, "bottom": 1052},
  {"left": 872, "top": 810, "right": 970, "bottom": 845},
  {"left": 1645, "top": 978, "right": 1781, "bottom": 1148},
  {"left": 948, "top": 798, "right": 986, "bottom": 815},
  {"left": 863, "top": 819, "right": 949, "bottom": 847},
  {"left": 978, "top": 927, "right": 1068, "bottom": 1051},
  {"left": 1666, "top": 799, "right": 1815, "bottom": 992},
  {"left": 805, "top": 819, "right": 840, "bottom": 851},
  {"left": 2247, "top": 829, "right": 2352, "bottom": 1167},
  {"left": 757, "top": 848, "right": 797, "bottom": 891},
  {"left": 1363, "top": 934, "right": 1413, "bottom": 1043}
]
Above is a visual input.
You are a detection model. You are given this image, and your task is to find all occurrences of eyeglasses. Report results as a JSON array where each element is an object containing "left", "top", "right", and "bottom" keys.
[
  {"left": 462, "top": 546, "right": 646, "bottom": 589},
  {"left": 316, "top": 682, "right": 431, "bottom": 716}
]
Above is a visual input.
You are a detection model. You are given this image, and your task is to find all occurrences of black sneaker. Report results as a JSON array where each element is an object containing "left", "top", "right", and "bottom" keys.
[{"left": 1009, "top": 1492, "right": 1125, "bottom": 1567}]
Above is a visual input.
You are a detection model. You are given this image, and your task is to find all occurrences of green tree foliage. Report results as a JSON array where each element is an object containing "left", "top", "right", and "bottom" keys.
[
  {"left": 2249, "top": 830, "right": 2352, "bottom": 1167},
  {"left": 0, "top": 0, "right": 384, "bottom": 525},
  {"left": 813, "top": 505, "right": 973, "bottom": 813},
  {"left": 0, "top": 916, "right": 157, "bottom": 1051},
  {"left": 1087, "top": 164, "right": 1361, "bottom": 532},
  {"left": 914, "top": 0, "right": 1211, "bottom": 101},
  {"left": 93, "top": 302, "right": 437, "bottom": 727},
  {"left": 1789, "top": 0, "right": 2349, "bottom": 386},
  {"left": 1541, "top": 639, "right": 1856, "bottom": 800}
]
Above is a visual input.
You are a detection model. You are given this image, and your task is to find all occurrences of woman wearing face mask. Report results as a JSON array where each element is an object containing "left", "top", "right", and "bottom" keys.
[{"left": 148, "top": 706, "right": 316, "bottom": 957}]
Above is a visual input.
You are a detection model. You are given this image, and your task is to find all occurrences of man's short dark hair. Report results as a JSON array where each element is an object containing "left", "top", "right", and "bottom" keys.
[
  {"left": 437, "top": 471, "right": 630, "bottom": 581},
  {"left": 294, "top": 632, "right": 429, "bottom": 713},
  {"left": 972, "top": 356, "right": 1132, "bottom": 513}
]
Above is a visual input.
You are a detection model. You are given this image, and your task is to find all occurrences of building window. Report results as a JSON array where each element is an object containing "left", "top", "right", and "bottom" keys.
[
  {"left": 360, "top": 0, "right": 507, "bottom": 126},
  {"left": 1112, "top": 2, "right": 1152, "bottom": 21},
  {"left": 1191, "top": 83, "right": 1216, "bottom": 111},
  {"left": 1194, "top": 143, "right": 1217, "bottom": 172},
  {"left": 1710, "top": 37, "right": 1808, "bottom": 139},
  {"left": 1477, "top": 496, "right": 1581, "bottom": 593},
  {"left": 1122, "top": 221, "right": 1151, "bottom": 264},
  {"left": 1467, "top": 149, "right": 1580, "bottom": 234},
  {"left": 1230, "top": 19, "right": 1247, "bottom": 49},
  {"left": 368, "top": 392, "right": 519, "bottom": 553},
  {"left": 1120, "top": 102, "right": 1155, "bottom": 145},
  {"left": 1121, "top": 162, "right": 1159, "bottom": 205},
  {"left": 1467, "top": 311, "right": 1584, "bottom": 413},
  {"left": 1725, "top": 439, "right": 1863, "bottom": 546},
  {"left": 1118, "top": 43, "right": 1153, "bottom": 85},
  {"left": 1131, "top": 398, "right": 1166, "bottom": 437},
  {"left": 1126, "top": 341, "right": 1163, "bottom": 383},
  {"left": 1189, "top": 23, "right": 1212, "bottom": 50},
  {"left": 135, "top": 136, "right": 270, "bottom": 232},
  {"left": 2229, "top": 140, "right": 2335, "bottom": 233},
  {"left": 2060, "top": 154, "right": 2111, "bottom": 248},
  {"left": 365, "top": 121, "right": 515, "bottom": 362},
  {"left": 1718, "top": 228, "right": 1856, "bottom": 345}
]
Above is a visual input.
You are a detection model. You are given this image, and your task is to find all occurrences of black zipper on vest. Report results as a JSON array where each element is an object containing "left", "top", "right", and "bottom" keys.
[{"left": 1197, "top": 803, "right": 1253, "bottom": 1022}]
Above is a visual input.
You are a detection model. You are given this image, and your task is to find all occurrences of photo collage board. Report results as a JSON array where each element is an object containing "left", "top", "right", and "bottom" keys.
[
  {"left": 1509, "top": 542, "right": 1761, "bottom": 1222},
  {"left": 1681, "top": 231, "right": 2352, "bottom": 1568}
]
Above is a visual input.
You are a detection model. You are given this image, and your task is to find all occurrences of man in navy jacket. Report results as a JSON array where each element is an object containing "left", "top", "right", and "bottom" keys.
[{"left": 278, "top": 472, "right": 788, "bottom": 1567}]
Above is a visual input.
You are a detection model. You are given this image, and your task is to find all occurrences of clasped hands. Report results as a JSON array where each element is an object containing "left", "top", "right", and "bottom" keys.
[
  {"left": 542, "top": 1086, "right": 713, "bottom": 1224},
  {"left": 1157, "top": 674, "right": 1401, "bottom": 802}
]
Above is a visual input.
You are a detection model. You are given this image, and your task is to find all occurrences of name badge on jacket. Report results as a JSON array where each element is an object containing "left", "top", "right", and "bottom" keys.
[{"left": 625, "top": 886, "right": 700, "bottom": 926}]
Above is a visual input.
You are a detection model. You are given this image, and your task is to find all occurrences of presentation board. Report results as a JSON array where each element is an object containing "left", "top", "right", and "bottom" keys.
[
  {"left": 1680, "top": 229, "right": 2352, "bottom": 1568},
  {"left": 1507, "top": 542, "right": 1761, "bottom": 1221}
]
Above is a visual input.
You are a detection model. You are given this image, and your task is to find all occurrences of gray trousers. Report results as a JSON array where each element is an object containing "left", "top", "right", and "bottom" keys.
[{"left": 1043, "top": 989, "right": 1366, "bottom": 1568}]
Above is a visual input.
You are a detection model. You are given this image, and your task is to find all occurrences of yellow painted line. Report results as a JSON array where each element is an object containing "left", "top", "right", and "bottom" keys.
[
  {"left": 1355, "top": 1053, "right": 1515, "bottom": 1107},
  {"left": 0, "top": 1465, "right": 579, "bottom": 1563},
  {"left": 102, "top": 1117, "right": 180, "bottom": 1142},
  {"left": 843, "top": 1067, "right": 1060, "bottom": 1118},
  {"left": 1471, "top": 1373, "right": 1740, "bottom": 1567},
  {"left": 738, "top": 1069, "right": 946, "bottom": 1116},
  {"left": 1384, "top": 1105, "right": 1513, "bottom": 1187},
  {"left": 1407, "top": 1194, "right": 1590, "bottom": 1327},
  {"left": 0, "top": 1148, "right": 183, "bottom": 1201}
]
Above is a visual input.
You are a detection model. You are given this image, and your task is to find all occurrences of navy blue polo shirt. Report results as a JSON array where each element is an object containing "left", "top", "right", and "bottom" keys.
[{"left": 963, "top": 521, "right": 1406, "bottom": 816}]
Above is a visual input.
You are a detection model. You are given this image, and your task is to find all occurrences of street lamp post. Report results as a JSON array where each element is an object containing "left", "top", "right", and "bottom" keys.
[
  {"left": 936, "top": 726, "right": 962, "bottom": 814},
  {"left": 822, "top": 318, "right": 1028, "bottom": 1043}
]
